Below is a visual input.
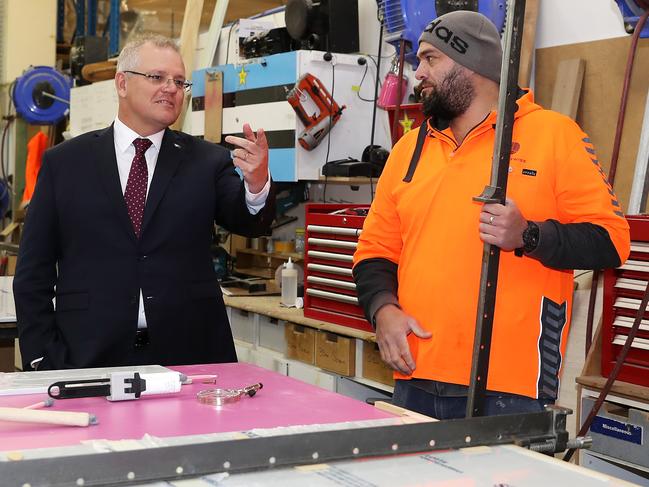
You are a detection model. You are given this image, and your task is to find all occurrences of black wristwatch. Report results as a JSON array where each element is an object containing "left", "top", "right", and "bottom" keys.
[{"left": 515, "top": 221, "right": 539, "bottom": 257}]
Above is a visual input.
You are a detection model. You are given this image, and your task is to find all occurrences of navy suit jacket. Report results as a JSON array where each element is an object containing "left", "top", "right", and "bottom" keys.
[{"left": 13, "top": 126, "right": 275, "bottom": 370}]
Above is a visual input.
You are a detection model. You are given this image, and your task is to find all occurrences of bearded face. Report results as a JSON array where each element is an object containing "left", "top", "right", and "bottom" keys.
[{"left": 421, "top": 64, "right": 476, "bottom": 121}]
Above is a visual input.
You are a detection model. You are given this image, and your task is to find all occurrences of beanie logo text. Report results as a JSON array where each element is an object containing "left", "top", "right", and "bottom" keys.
[{"left": 424, "top": 20, "right": 469, "bottom": 55}]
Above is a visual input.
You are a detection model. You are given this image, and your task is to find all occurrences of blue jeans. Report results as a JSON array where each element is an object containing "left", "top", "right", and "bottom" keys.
[{"left": 392, "top": 379, "right": 553, "bottom": 420}]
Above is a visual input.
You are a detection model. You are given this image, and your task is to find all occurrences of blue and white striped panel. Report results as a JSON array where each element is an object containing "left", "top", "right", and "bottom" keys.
[{"left": 191, "top": 51, "right": 298, "bottom": 182}]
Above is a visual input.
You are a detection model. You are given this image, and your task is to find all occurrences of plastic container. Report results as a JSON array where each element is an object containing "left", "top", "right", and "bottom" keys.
[
  {"left": 377, "top": 72, "right": 408, "bottom": 108},
  {"left": 295, "top": 228, "right": 305, "bottom": 254},
  {"left": 281, "top": 257, "right": 298, "bottom": 307},
  {"left": 377, "top": 56, "right": 408, "bottom": 109}
]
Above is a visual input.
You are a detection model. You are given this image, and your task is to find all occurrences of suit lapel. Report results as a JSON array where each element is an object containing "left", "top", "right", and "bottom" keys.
[
  {"left": 141, "top": 129, "right": 185, "bottom": 234},
  {"left": 95, "top": 125, "right": 136, "bottom": 240}
]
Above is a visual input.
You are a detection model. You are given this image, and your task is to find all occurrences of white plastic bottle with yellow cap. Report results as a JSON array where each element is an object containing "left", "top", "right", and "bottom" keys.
[{"left": 281, "top": 257, "right": 298, "bottom": 307}]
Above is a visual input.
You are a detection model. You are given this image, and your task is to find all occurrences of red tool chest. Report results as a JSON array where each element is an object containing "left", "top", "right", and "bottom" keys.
[
  {"left": 602, "top": 215, "right": 649, "bottom": 387},
  {"left": 303, "top": 204, "right": 372, "bottom": 332}
]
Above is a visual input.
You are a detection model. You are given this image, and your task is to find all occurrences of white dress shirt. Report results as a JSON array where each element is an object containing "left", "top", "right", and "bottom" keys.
[{"left": 113, "top": 117, "right": 270, "bottom": 329}]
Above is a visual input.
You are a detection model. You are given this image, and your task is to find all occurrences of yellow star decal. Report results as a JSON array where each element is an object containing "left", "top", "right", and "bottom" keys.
[
  {"left": 238, "top": 66, "right": 248, "bottom": 85},
  {"left": 399, "top": 112, "right": 414, "bottom": 134}
]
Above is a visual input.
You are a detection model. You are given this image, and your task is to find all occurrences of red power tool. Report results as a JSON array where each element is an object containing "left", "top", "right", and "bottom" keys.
[{"left": 287, "top": 73, "right": 346, "bottom": 150}]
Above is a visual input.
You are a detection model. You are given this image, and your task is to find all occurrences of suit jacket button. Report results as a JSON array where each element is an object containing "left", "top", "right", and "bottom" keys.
[{"left": 130, "top": 296, "right": 137, "bottom": 305}]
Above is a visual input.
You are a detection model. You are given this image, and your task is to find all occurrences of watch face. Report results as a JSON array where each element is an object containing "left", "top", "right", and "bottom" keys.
[{"left": 523, "top": 222, "right": 539, "bottom": 253}]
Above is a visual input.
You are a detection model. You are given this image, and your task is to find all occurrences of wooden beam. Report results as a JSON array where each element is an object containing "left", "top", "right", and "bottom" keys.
[
  {"left": 204, "top": 71, "right": 224, "bottom": 143},
  {"left": 199, "top": 0, "right": 231, "bottom": 68},
  {"left": 518, "top": 0, "right": 539, "bottom": 87},
  {"left": 628, "top": 89, "right": 649, "bottom": 213},
  {"left": 550, "top": 58, "right": 585, "bottom": 120},
  {"left": 171, "top": 0, "right": 204, "bottom": 131}
]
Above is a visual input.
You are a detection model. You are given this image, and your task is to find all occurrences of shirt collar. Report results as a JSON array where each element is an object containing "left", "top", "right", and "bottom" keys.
[{"left": 113, "top": 117, "right": 165, "bottom": 154}]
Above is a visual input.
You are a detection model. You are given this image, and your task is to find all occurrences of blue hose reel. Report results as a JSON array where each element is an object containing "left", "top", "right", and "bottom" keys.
[
  {"left": 12, "top": 66, "right": 72, "bottom": 125},
  {"left": 616, "top": 0, "right": 649, "bottom": 37},
  {"left": 381, "top": 0, "right": 507, "bottom": 66}
]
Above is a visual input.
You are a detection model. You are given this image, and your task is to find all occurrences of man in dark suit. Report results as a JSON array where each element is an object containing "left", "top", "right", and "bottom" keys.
[{"left": 13, "top": 34, "right": 275, "bottom": 370}]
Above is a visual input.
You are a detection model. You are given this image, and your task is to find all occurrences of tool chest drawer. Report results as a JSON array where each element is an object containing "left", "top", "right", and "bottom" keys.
[
  {"left": 303, "top": 204, "right": 372, "bottom": 332},
  {"left": 602, "top": 215, "right": 649, "bottom": 387}
]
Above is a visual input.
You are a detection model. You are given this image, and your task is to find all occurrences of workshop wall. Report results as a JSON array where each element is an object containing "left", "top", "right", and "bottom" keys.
[{"left": 278, "top": 1, "right": 633, "bottom": 218}]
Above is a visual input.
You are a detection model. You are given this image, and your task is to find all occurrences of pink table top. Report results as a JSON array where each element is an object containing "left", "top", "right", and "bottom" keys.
[{"left": 0, "top": 363, "right": 394, "bottom": 451}]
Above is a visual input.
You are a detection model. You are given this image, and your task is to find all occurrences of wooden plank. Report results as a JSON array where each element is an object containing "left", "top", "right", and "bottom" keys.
[
  {"left": 550, "top": 58, "right": 585, "bottom": 120},
  {"left": 628, "top": 88, "right": 649, "bottom": 213},
  {"left": 518, "top": 0, "right": 539, "bottom": 87},
  {"left": 204, "top": 71, "right": 223, "bottom": 143},
  {"left": 198, "top": 0, "right": 230, "bottom": 68},
  {"left": 374, "top": 401, "right": 438, "bottom": 423},
  {"left": 181, "top": 0, "right": 229, "bottom": 135},
  {"left": 536, "top": 37, "right": 649, "bottom": 210},
  {"left": 171, "top": 0, "right": 204, "bottom": 131}
]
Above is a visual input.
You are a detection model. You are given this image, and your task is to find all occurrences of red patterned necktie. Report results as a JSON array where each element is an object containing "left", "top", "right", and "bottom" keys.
[{"left": 124, "top": 138, "right": 152, "bottom": 238}]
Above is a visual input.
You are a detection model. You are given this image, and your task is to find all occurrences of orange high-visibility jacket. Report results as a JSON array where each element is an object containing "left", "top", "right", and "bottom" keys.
[
  {"left": 353, "top": 90, "right": 630, "bottom": 399},
  {"left": 22, "top": 131, "right": 48, "bottom": 203}
]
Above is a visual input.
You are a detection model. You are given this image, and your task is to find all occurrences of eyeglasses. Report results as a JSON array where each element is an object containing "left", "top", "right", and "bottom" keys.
[{"left": 123, "top": 70, "right": 192, "bottom": 93}]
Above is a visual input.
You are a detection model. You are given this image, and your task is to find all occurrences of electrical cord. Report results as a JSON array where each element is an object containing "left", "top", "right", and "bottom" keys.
[
  {"left": 585, "top": 7, "right": 649, "bottom": 355},
  {"left": 1, "top": 80, "right": 16, "bottom": 194},
  {"left": 356, "top": 63, "right": 375, "bottom": 103},
  {"left": 322, "top": 61, "right": 336, "bottom": 203},
  {"left": 364, "top": 55, "right": 383, "bottom": 89},
  {"left": 225, "top": 21, "right": 239, "bottom": 65},
  {"left": 566, "top": 5, "right": 649, "bottom": 464},
  {"left": 1, "top": 119, "right": 14, "bottom": 185},
  {"left": 389, "top": 38, "right": 407, "bottom": 147}
]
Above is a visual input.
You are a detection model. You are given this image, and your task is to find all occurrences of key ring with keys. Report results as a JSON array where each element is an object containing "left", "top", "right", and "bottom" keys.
[{"left": 197, "top": 383, "right": 263, "bottom": 406}]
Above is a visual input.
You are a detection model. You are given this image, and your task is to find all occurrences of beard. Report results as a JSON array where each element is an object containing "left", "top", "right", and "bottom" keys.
[{"left": 421, "top": 65, "right": 476, "bottom": 121}]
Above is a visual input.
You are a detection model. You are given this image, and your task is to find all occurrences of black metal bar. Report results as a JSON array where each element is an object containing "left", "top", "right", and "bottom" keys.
[
  {"left": 87, "top": 0, "right": 97, "bottom": 36},
  {"left": 4, "top": 408, "right": 569, "bottom": 487},
  {"left": 56, "top": 0, "right": 65, "bottom": 44},
  {"left": 466, "top": 0, "right": 527, "bottom": 418},
  {"left": 75, "top": 0, "right": 86, "bottom": 38},
  {"left": 369, "top": 6, "right": 384, "bottom": 150}
]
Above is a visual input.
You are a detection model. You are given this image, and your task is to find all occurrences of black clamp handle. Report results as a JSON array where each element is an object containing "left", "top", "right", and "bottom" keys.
[{"left": 48, "top": 378, "right": 111, "bottom": 399}]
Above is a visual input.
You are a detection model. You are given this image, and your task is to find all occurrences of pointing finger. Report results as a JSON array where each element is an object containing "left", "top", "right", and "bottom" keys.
[{"left": 225, "top": 135, "right": 253, "bottom": 152}]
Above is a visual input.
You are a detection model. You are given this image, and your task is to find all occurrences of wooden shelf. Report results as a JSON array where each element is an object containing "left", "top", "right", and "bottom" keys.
[
  {"left": 234, "top": 248, "right": 303, "bottom": 280},
  {"left": 577, "top": 319, "right": 649, "bottom": 401},
  {"left": 236, "top": 248, "right": 303, "bottom": 261},
  {"left": 234, "top": 267, "right": 275, "bottom": 280},
  {"left": 315, "top": 177, "right": 378, "bottom": 185},
  {"left": 223, "top": 295, "right": 376, "bottom": 342}
]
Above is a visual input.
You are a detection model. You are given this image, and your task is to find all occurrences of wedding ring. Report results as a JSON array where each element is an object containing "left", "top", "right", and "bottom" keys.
[{"left": 489, "top": 216, "right": 495, "bottom": 224}]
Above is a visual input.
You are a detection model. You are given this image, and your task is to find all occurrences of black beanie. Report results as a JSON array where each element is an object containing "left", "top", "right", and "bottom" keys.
[{"left": 418, "top": 10, "right": 503, "bottom": 83}]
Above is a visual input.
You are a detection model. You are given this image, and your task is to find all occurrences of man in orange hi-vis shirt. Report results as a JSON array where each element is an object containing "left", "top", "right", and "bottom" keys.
[{"left": 353, "top": 11, "right": 630, "bottom": 420}]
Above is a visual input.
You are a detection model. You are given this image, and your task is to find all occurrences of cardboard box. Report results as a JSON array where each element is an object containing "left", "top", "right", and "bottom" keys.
[
  {"left": 14, "top": 338, "right": 22, "bottom": 371},
  {"left": 258, "top": 315, "right": 286, "bottom": 354},
  {"left": 0, "top": 338, "right": 14, "bottom": 372},
  {"left": 229, "top": 308, "right": 255, "bottom": 344},
  {"left": 285, "top": 323, "right": 315, "bottom": 364},
  {"left": 6, "top": 255, "right": 17, "bottom": 275},
  {"left": 362, "top": 341, "right": 394, "bottom": 386},
  {"left": 315, "top": 331, "right": 355, "bottom": 376}
]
